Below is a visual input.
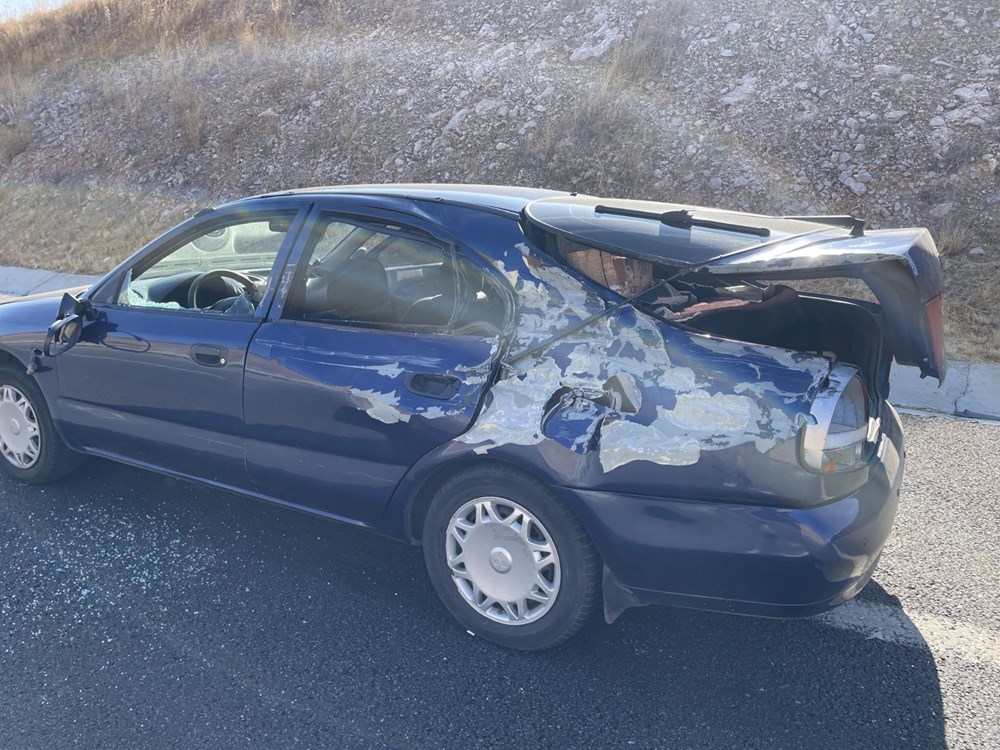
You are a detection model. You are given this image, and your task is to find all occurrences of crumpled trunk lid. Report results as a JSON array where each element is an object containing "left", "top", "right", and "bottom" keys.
[{"left": 522, "top": 196, "right": 947, "bottom": 382}]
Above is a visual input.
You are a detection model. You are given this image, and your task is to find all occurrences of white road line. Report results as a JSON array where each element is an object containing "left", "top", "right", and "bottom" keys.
[{"left": 819, "top": 600, "right": 1000, "bottom": 667}]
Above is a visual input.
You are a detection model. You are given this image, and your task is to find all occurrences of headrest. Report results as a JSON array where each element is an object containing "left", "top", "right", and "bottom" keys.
[{"left": 326, "top": 254, "right": 390, "bottom": 321}]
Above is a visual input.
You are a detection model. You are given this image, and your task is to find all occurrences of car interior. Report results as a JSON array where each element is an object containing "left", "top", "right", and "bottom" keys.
[
  {"left": 285, "top": 219, "right": 509, "bottom": 335},
  {"left": 117, "top": 218, "right": 292, "bottom": 315},
  {"left": 115, "top": 214, "right": 509, "bottom": 335}
]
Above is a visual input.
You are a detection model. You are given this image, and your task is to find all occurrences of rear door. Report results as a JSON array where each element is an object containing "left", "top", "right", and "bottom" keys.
[
  {"left": 522, "top": 196, "right": 946, "bottom": 381},
  {"left": 243, "top": 205, "right": 511, "bottom": 523}
]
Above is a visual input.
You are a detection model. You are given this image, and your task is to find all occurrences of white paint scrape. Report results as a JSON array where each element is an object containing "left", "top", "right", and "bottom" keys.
[
  {"left": 460, "top": 243, "right": 831, "bottom": 471},
  {"left": 347, "top": 388, "right": 410, "bottom": 424}
]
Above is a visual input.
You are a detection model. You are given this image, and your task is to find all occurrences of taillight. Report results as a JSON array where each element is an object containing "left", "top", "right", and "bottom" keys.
[
  {"left": 925, "top": 295, "right": 947, "bottom": 380},
  {"left": 801, "top": 365, "right": 870, "bottom": 474}
]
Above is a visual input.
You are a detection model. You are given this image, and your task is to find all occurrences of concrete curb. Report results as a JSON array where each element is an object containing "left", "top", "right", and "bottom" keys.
[
  {"left": 0, "top": 266, "right": 101, "bottom": 296},
  {"left": 890, "top": 362, "right": 1000, "bottom": 421},
  {"left": 1, "top": 265, "right": 997, "bottom": 421}
]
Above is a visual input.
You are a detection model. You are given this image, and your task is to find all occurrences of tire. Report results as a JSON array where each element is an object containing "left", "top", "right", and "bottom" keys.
[
  {"left": 0, "top": 364, "right": 82, "bottom": 484},
  {"left": 422, "top": 465, "right": 600, "bottom": 650}
]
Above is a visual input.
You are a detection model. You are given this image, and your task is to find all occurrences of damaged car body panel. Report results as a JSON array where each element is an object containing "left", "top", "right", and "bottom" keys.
[
  {"left": 455, "top": 243, "right": 831, "bottom": 487},
  {"left": 242, "top": 321, "right": 501, "bottom": 523},
  {"left": 372, "top": 195, "right": 907, "bottom": 622},
  {"left": 0, "top": 185, "right": 932, "bottom": 647}
]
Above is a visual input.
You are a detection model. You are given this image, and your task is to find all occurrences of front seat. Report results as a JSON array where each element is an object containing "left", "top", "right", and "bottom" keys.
[{"left": 324, "top": 254, "right": 391, "bottom": 323}]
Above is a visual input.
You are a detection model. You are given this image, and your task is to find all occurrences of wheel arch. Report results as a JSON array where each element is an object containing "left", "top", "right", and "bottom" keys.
[
  {"left": 398, "top": 453, "right": 601, "bottom": 556},
  {"left": 0, "top": 348, "right": 83, "bottom": 482},
  {"left": 0, "top": 345, "right": 82, "bottom": 453},
  {"left": 402, "top": 455, "right": 534, "bottom": 543},
  {"left": 0, "top": 346, "right": 26, "bottom": 370}
]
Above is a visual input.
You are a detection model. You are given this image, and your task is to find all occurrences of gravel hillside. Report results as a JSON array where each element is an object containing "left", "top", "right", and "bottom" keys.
[{"left": 1, "top": 0, "right": 998, "bottom": 356}]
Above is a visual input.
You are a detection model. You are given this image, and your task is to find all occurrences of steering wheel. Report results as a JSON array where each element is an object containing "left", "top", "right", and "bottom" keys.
[{"left": 187, "top": 269, "right": 257, "bottom": 309}]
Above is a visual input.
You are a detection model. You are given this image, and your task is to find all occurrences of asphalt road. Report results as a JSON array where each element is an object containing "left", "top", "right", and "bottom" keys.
[{"left": 0, "top": 414, "right": 997, "bottom": 750}]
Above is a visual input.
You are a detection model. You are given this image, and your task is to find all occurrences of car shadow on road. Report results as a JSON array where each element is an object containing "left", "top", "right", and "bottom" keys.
[{"left": 3, "top": 460, "right": 948, "bottom": 750}]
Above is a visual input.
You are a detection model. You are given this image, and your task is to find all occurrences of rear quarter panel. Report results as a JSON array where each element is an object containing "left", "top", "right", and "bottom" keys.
[{"left": 381, "top": 207, "right": 836, "bottom": 539}]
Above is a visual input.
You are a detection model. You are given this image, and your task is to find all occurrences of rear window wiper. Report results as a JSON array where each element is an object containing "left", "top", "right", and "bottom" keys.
[{"left": 594, "top": 204, "right": 770, "bottom": 238}]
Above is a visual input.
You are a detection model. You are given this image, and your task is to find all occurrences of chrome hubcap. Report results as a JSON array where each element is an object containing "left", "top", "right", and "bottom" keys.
[
  {"left": 0, "top": 385, "right": 41, "bottom": 469},
  {"left": 446, "top": 497, "right": 561, "bottom": 626}
]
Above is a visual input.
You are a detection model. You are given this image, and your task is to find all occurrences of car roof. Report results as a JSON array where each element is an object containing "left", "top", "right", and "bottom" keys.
[{"left": 246, "top": 184, "right": 568, "bottom": 215}]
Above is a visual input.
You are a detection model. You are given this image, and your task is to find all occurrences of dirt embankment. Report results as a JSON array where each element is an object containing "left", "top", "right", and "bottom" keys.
[{"left": 1, "top": 0, "right": 997, "bottom": 358}]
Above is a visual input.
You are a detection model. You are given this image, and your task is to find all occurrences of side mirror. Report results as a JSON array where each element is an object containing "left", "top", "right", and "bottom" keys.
[
  {"left": 55, "top": 291, "right": 97, "bottom": 321},
  {"left": 42, "top": 293, "right": 95, "bottom": 357},
  {"left": 43, "top": 313, "right": 83, "bottom": 357}
]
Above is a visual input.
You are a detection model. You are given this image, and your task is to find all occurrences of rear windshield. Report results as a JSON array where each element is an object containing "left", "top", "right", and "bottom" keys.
[{"left": 523, "top": 196, "right": 829, "bottom": 266}]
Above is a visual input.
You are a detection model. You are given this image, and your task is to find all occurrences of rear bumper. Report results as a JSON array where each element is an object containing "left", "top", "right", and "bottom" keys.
[{"left": 558, "top": 404, "right": 905, "bottom": 619}]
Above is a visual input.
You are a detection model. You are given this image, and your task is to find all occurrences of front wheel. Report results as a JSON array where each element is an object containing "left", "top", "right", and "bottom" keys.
[
  {"left": 0, "top": 364, "right": 81, "bottom": 484},
  {"left": 422, "top": 466, "right": 600, "bottom": 650}
]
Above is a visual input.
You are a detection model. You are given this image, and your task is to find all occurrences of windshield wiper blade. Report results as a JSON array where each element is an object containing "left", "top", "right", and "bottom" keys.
[{"left": 593, "top": 204, "right": 770, "bottom": 237}]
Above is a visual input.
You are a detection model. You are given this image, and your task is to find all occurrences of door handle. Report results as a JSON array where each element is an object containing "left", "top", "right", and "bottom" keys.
[
  {"left": 190, "top": 344, "right": 229, "bottom": 367},
  {"left": 404, "top": 372, "right": 462, "bottom": 400}
]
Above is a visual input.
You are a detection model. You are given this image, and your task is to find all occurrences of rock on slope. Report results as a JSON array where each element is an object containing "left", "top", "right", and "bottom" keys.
[
  {"left": 4, "top": 1, "right": 997, "bottom": 216},
  {"left": 0, "top": 0, "right": 997, "bottom": 359}
]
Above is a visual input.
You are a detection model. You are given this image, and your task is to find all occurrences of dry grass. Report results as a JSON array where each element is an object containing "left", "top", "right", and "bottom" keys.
[
  {"left": 168, "top": 72, "right": 205, "bottom": 151},
  {"left": 913, "top": 176, "right": 1000, "bottom": 359},
  {"left": 0, "top": 182, "right": 198, "bottom": 274},
  {"left": 794, "top": 278, "right": 878, "bottom": 303},
  {"left": 603, "top": 6, "right": 689, "bottom": 87},
  {"left": 0, "top": 122, "right": 31, "bottom": 164},
  {"left": 522, "top": 69, "right": 656, "bottom": 196},
  {"left": 517, "top": 2, "right": 690, "bottom": 196},
  {"left": 0, "top": 68, "right": 35, "bottom": 124},
  {"left": 0, "top": 67, "right": 34, "bottom": 163},
  {"left": 0, "top": 0, "right": 348, "bottom": 164},
  {"left": 0, "top": 0, "right": 346, "bottom": 78},
  {"left": 940, "top": 252, "right": 1000, "bottom": 362}
]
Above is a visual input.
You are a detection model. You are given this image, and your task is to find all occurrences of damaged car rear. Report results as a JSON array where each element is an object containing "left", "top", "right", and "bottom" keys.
[{"left": 0, "top": 186, "right": 945, "bottom": 650}]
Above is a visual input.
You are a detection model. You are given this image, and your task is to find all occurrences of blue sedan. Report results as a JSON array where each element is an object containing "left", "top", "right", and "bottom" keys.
[{"left": 0, "top": 185, "right": 945, "bottom": 649}]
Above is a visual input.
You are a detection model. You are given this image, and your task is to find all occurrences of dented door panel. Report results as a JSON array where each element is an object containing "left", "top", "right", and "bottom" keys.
[{"left": 243, "top": 320, "right": 498, "bottom": 523}]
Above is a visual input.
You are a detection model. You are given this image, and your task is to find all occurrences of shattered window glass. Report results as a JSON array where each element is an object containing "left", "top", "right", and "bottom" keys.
[{"left": 116, "top": 211, "right": 296, "bottom": 315}]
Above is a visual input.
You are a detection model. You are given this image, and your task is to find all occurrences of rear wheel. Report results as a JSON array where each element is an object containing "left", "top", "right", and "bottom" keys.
[
  {"left": 422, "top": 466, "right": 600, "bottom": 650},
  {"left": 0, "top": 365, "right": 81, "bottom": 484}
]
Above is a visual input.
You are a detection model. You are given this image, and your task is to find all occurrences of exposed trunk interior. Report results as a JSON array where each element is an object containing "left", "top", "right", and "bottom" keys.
[
  {"left": 650, "top": 280, "right": 892, "bottom": 398},
  {"left": 545, "top": 236, "right": 896, "bottom": 396},
  {"left": 529, "top": 196, "right": 946, "bottom": 381}
]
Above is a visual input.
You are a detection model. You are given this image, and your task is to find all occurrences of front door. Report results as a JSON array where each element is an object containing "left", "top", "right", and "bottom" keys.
[
  {"left": 54, "top": 204, "right": 308, "bottom": 487},
  {"left": 243, "top": 208, "right": 510, "bottom": 523}
]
